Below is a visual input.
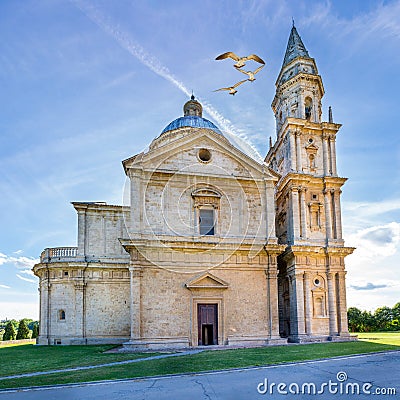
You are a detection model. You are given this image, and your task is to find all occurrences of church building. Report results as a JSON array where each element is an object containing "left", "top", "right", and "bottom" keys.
[{"left": 33, "top": 26, "right": 354, "bottom": 348}]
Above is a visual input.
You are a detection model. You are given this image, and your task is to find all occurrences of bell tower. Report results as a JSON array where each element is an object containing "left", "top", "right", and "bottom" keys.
[{"left": 266, "top": 25, "right": 355, "bottom": 343}]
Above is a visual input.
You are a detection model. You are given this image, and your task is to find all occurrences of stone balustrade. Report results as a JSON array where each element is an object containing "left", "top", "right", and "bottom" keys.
[{"left": 40, "top": 247, "right": 78, "bottom": 262}]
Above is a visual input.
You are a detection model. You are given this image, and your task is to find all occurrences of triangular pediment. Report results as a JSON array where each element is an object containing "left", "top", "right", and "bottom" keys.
[
  {"left": 312, "top": 286, "right": 326, "bottom": 293},
  {"left": 305, "top": 143, "right": 318, "bottom": 152},
  {"left": 123, "top": 129, "right": 278, "bottom": 181},
  {"left": 185, "top": 272, "right": 229, "bottom": 290}
]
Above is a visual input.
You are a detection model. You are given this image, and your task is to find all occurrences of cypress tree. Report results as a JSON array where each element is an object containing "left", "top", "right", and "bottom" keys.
[
  {"left": 3, "top": 321, "right": 16, "bottom": 341},
  {"left": 16, "top": 319, "right": 30, "bottom": 340}
]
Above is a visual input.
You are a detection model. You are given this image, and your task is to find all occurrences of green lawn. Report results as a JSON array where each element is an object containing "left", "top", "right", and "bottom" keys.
[
  {"left": 1, "top": 338, "right": 399, "bottom": 390},
  {"left": 0, "top": 345, "right": 155, "bottom": 377}
]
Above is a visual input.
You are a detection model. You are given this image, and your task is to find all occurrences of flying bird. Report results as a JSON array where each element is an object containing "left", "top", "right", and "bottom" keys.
[
  {"left": 215, "top": 52, "right": 265, "bottom": 68},
  {"left": 214, "top": 80, "right": 247, "bottom": 95},
  {"left": 236, "top": 64, "right": 265, "bottom": 82}
]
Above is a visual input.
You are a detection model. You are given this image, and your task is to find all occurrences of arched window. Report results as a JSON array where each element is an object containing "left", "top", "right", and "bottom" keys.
[{"left": 59, "top": 310, "right": 66, "bottom": 320}]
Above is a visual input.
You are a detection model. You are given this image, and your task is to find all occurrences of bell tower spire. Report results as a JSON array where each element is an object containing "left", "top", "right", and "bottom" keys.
[
  {"left": 266, "top": 25, "right": 354, "bottom": 344},
  {"left": 272, "top": 24, "right": 324, "bottom": 135}
]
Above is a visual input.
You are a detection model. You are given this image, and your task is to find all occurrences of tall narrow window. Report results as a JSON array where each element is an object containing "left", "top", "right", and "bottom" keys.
[
  {"left": 59, "top": 310, "right": 66, "bottom": 321},
  {"left": 305, "top": 97, "right": 313, "bottom": 120},
  {"left": 199, "top": 209, "right": 215, "bottom": 236}
]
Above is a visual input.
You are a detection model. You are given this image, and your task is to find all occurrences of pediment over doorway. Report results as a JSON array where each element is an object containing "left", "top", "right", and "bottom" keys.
[{"left": 185, "top": 272, "right": 229, "bottom": 290}]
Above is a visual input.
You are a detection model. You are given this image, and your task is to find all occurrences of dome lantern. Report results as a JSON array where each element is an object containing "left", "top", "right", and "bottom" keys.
[{"left": 183, "top": 95, "right": 202, "bottom": 117}]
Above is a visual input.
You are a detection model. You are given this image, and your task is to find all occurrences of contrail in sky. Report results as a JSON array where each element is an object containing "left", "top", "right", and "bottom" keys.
[{"left": 71, "top": 1, "right": 263, "bottom": 162}]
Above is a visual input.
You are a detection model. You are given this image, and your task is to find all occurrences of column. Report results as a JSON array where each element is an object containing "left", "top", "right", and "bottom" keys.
[
  {"left": 337, "top": 271, "right": 349, "bottom": 335},
  {"left": 289, "top": 132, "right": 297, "bottom": 171},
  {"left": 334, "top": 190, "right": 343, "bottom": 240},
  {"left": 327, "top": 272, "right": 338, "bottom": 336},
  {"left": 265, "top": 256, "right": 280, "bottom": 338},
  {"left": 299, "top": 188, "right": 307, "bottom": 239},
  {"left": 290, "top": 188, "right": 301, "bottom": 242},
  {"left": 129, "top": 266, "right": 142, "bottom": 340},
  {"left": 295, "top": 131, "right": 302, "bottom": 172},
  {"left": 303, "top": 272, "right": 313, "bottom": 335},
  {"left": 322, "top": 134, "right": 329, "bottom": 175},
  {"left": 323, "top": 189, "right": 333, "bottom": 240},
  {"left": 289, "top": 271, "right": 306, "bottom": 339},
  {"left": 330, "top": 136, "right": 337, "bottom": 176}
]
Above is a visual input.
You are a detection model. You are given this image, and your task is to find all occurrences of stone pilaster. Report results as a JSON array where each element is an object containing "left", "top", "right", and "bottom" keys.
[
  {"left": 330, "top": 136, "right": 337, "bottom": 176},
  {"left": 303, "top": 272, "right": 313, "bottom": 335},
  {"left": 265, "top": 252, "right": 281, "bottom": 338},
  {"left": 337, "top": 271, "right": 349, "bottom": 334},
  {"left": 289, "top": 132, "right": 297, "bottom": 171},
  {"left": 74, "top": 281, "right": 86, "bottom": 340},
  {"left": 130, "top": 171, "right": 142, "bottom": 233},
  {"left": 264, "top": 179, "right": 277, "bottom": 240},
  {"left": 289, "top": 271, "right": 306, "bottom": 341},
  {"left": 299, "top": 187, "right": 307, "bottom": 239},
  {"left": 323, "top": 189, "right": 333, "bottom": 240},
  {"left": 333, "top": 190, "right": 343, "bottom": 240},
  {"left": 77, "top": 209, "right": 86, "bottom": 256},
  {"left": 129, "top": 266, "right": 142, "bottom": 340},
  {"left": 295, "top": 131, "right": 302, "bottom": 172},
  {"left": 290, "top": 188, "right": 301, "bottom": 241},
  {"left": 322, "top": 134, "right": 330, "bottom": 175}
]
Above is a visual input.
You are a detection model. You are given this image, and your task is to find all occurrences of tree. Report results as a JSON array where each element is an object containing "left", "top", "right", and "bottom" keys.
[
  {"left": 31, "top": 323, "right": 39, "bottom": 339},
  {"left": 347, "top": 307, "right": 363, "bottom": 332},
  {"left": 392, "top": 302, "right": 400, "bottom": 320},
  {"left": 374, "top": 307, "right": 393, "bottom": 331},
  {"left": 16, "top": 319, "right": 30, "bottom": 340},
  {"left": 3, "top": 321, "right": 16, "bottom": 341}
]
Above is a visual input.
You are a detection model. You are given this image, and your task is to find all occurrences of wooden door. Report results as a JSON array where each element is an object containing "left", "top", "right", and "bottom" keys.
[{"left": 198, "top": 304, "right": 218, "bottom": 345}]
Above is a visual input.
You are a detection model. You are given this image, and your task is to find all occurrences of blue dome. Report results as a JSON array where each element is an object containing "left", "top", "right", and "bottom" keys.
[{"left": 161, "top": 116, "right": 222, "bottom": 135}]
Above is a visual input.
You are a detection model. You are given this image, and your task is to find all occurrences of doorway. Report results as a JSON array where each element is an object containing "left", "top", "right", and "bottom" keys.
[{"left": 198, "top": 304, "right": 218, "bottom": 345}]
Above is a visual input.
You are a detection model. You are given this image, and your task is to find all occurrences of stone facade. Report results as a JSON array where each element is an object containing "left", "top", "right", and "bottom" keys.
[{"left": 33, "top": 26, "right": 354, "bottom": 347}]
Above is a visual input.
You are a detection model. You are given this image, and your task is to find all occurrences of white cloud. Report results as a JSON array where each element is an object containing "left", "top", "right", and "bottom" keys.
[
  {"left": 19, "top": 269, "right": 35, "bottom": 277},
  {"left": 346, "top": 222, "right": 400, "bottom": 260},
  {"left": 16, "top": 274, "right": 37, "bottom": 284},
  {"left": 0, "top": 284, "right": 11, "bottom": 289},
  {"left": 0, "top": 251, "right": 38, "bottom": 269}
]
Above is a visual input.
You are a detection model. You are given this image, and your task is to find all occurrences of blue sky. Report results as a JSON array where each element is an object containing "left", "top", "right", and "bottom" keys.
[{"left": 1, "top": 0, "right": 399, "bottom": 320}]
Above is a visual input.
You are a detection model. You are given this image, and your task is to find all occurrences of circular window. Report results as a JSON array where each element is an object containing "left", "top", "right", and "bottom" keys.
[
  {"left": 308, "top": 138, "right": 313, "bottom": 143},
  {"left": 314, "top": 278, "right": 320, "bottom": 286},
  {"left": 198, "top": 148, "right": 212, "bottom": 163}
]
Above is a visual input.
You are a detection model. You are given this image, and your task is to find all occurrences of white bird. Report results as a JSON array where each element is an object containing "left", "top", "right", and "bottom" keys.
[
  {"left": 213, "top": 80, "right": 247, "bottom": 95},
  {"left": 215, "top": 52, "right": 265, "bottom": 68},
  {"left": 236, "top": 64, "right": 265, "bottom": 82}
]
